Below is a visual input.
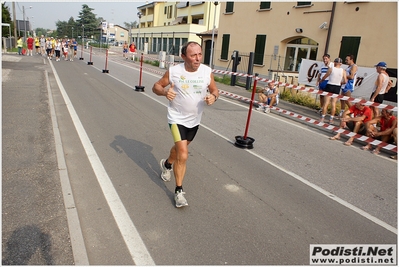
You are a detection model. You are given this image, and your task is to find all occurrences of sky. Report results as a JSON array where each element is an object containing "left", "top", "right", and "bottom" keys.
[{"left": 5, "top": 1, "right": 147, "bottom": 30}]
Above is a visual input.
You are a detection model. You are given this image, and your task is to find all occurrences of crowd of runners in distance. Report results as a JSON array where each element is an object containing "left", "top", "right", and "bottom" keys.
[{"left": 21, "top": 35, "right": 78, "bottom": 62}]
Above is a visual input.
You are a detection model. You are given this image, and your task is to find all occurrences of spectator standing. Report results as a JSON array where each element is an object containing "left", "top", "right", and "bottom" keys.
[
  {"left": 129, "top": 42, "right": 136, "bottom": 61},
  {"left": 16, "top": 36, "right": 23, "bottom": 55},
  {"left": 26, "top": 35, "right": 34, "bottom": 56},
  {"left": 316, "top": 54, "right": 333, "bottom": 113},
  {"left": 320, "top": 58, "right": 347, "bottom": 124},
  {"left": 152, "top": 41, "right": 219, "bottom": 208},
  {"left": 339, "top": 55, "right": 358, "bottom": 116},
  {"left": 370, "top": 62, "right": 390, "bottom": 118},
  {"left": 362, "top": 109, "right": 397, "bottom": 154},
  {"left": 330, "top": 101, "right": 373, "bottom": 146}
]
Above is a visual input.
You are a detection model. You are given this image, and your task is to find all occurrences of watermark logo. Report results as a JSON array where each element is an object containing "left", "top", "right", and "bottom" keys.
[{"left": 310, "top": 244, "right": 396, "bottom": 265}]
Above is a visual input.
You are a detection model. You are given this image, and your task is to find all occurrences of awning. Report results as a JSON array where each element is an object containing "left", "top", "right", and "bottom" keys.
[
  {"left": 176, "top": 2, "right": 188, "bottom": 8},
  {"left": 172, "top": 17, "right": 184, "bottom": 25},
  {"left": 190, "top": 2, "right": 203, "bottom": 6}
]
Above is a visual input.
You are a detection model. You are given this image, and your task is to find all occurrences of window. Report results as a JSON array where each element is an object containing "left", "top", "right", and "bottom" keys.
[
  {"left": 225, "top": 2, "right": 234, "bottom": 13},
  {"left": 283, "top": 37, "right": 318, "bottom": 71},
  {"left": 221, "top": 34, "right": 230, "bottom": 60},
  {"left": 166, "top": 6, "right": 173, "bottom": 19},
  {"left": 260, "top": 2, "right": 271, "bottom": 10},
  {"left": 254, "top": 35, "right": 266, "bottom": 65},
  {"left": 339, "top": 36, "right": 361, "bottom": 62},
  {"left": 174, "top": 38, "right": 181, "bottom": 56}
]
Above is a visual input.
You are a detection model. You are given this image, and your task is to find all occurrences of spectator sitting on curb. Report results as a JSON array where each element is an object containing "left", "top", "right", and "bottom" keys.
[
  {"left": 256, "top": 81, "right": 279, "bottom": 113},
  {"left": 329, "top": 101, "right": 372, "bottom": 146},
  {"left": 362, "top": 108, "right": 397, "bottom": 155}
]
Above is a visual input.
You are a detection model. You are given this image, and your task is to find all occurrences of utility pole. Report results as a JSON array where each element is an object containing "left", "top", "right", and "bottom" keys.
[
  {"left": 12, "top": 2, "right": 17, "bottom": 46},
  {"left": 23, "top": 6, "right": 26, "bottom": 41}
]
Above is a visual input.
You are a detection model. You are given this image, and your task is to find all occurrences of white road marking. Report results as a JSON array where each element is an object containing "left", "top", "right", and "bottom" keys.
[
  {"left": 48, "top": 60, "right": 155, "bottom": 265},
  {"left": 45, "top": 70, "right": 89, "bottom": 265}
]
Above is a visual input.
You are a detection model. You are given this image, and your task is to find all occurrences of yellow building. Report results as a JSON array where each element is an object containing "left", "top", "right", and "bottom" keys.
[
  {"left": 212, "top": 2, "right": 397, "bottom": 81},
  {"left": 130, "top": 1, "right": 220, "bottom": 56}
]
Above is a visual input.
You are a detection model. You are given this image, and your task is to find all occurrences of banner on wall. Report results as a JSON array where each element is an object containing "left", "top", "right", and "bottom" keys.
[{"left": 298, "top": 59, "right": 397, "bottom": 103}]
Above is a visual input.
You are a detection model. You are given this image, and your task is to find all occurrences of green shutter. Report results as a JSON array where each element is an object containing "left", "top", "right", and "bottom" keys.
[
  {"left": 297, "top": 2, "right": 311, "bottom": 6},
  {"left": 221, "top": 34, "right": 230, "bottom": 60},
  {"left": 254, "top": 35, "right": 266, "bottom": 65},
  {"left": 260, "top": 2, "right": 271, "bottom": 9},
  {"left": 226, "top": 2, "right": 234, "bottom": 13},
  {"left": 339, "top": 36, "right": 361, "bottom": 62}
]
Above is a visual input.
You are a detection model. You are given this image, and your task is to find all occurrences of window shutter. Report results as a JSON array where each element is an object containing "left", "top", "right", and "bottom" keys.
[
  {"left": 260, "top": 2, "right": 271, "bottom": 9},
  {"left": 254, "top": 35, "right": 266, "bottom": 65},
  {"left": 225, "top": 2, "right": 234, "bottom": 13},
  {"left": 339, "top": 36, "right": 361, "bottom": 62},
  {"left": 221, "top": 34, "right": 230, "bottom": 60}
]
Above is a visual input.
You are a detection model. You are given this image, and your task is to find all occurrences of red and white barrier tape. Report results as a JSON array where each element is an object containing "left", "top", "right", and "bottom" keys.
[
  {"left": 219, "top": 90, "right": 397, "bottom": 153},
  {"left": 106, "top": 54, "right": 397, "bottom": 152},
  {"left": 139, "top": 53, "right": 397, "bottom": 112}
]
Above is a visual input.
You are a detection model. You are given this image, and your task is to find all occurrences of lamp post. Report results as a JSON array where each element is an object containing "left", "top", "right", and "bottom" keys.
[
  {"left": 22, "top": 6, "right": 32, "bottom": 41},
  {"left": 137, "top": 11, "right": 142, "bottom": 51},
  {"left": 80, "top": 24, "right": 84, "bottom": 60},
  {"left": 209, "top": 1, "right": 218, "bottom": 70}
]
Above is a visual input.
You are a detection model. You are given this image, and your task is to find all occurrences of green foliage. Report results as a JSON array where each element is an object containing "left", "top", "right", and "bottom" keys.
[
  {"left": 56, "top": 17, "right": 77, "bottom": 39},
  {"left": 279, "top": 87, "right": 342, "bottom": 115},
  {"left": 76, "top": 5, "right": 99, "bottom": 40},
  {"left": 2, "top": 3, "right": 13, "bottom": 37},
  {"left": 214, "top": 75, "right": 231, "bottom": 85}
]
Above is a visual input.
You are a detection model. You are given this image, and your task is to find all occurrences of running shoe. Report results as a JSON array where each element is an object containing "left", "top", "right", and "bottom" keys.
[
  {"left": 264, "top": 107, "right": 271, "bottom": 113},
  {"left": 175, "top": 190, "right": 188, "bottom": 208},
  {"left": 255, "top": 105, "right": 264, "bottom": 111},
  {"left": 159, "top": 159, "right": 171, "bottom": 182}
]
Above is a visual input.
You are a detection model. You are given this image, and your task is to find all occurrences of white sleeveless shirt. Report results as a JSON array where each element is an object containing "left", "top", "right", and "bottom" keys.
[
  {"left": 327, "top": 66, "right": 344, "bottom": 86},
  {"left": 373, "top": 73, "right": 389, "bottom": 95},
  {"left": 167, "top": 63, "right": 212, "bottom": 128}
]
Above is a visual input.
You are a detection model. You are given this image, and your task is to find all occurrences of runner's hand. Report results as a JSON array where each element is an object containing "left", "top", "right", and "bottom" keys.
[{"left": 166, "top": 83, "right": 176, "bottom": 101}]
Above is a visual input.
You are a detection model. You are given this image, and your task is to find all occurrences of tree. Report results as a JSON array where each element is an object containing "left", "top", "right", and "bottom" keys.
[
  {"left": 76, "top": 4, "right": 98, "bottom": 39},
  {"left": 2, "top": 3, "right": 13, "bottom": 37},
  {"left": 35, "top": 27, "right": 48, "bottom": 37},
  {"left": 124, "top": 21, "right": 138, "bottom": 29}
]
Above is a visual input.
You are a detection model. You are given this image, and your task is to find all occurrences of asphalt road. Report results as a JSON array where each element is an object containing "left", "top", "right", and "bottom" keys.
[{"left": 2, "top": 50, "right": 397, "bottom": 265}]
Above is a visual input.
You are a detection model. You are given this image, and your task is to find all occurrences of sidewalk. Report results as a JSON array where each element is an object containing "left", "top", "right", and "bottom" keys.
[{"left": 2, "top": 53, "right": 75, "bottom": 264}]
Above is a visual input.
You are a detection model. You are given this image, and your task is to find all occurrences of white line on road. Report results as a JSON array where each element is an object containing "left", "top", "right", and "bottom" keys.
[
  {"left": 45, "top": 70, "right": 89, "bottom": 265},
  {"left": 48, "top": 60, "right": 155, "bottom": 265}
]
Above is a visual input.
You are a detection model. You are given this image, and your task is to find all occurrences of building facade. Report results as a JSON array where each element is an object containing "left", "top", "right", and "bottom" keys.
[
  {"left": 212, "top": 2, "right": 397, "bottom": 82},
  {"left": 131, "top": 1, "right": 220, "bottom": 56},
  {"left": 101, "top": 24, "right": 129, "bottom": 45}
]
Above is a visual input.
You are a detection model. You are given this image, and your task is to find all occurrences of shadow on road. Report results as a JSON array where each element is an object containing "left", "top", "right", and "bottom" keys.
[{"left": 109, "top": 135, "right": 174, "bottom": 205}]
